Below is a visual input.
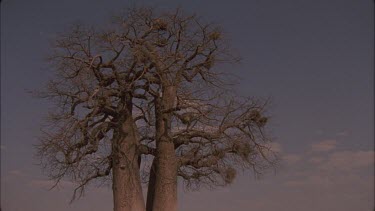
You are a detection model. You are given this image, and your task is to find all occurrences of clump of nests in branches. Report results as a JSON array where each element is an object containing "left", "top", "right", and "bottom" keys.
[
  {"left": 233, "top": 142, "right": 252, "bottom": 159},
  {"left": 155, "top": 38, "right": 168, "bottom": 47},
  {"left": 203, "top": 56, "right": 214, "bottom": 69},
  {"left": 133, "top": 48, "right": 149, "bottom": 63},
  {"left": 209, "top": 31, "right": 221, "bottom": 40},
  {"left": 248, "top": 109, "right": 268, "bottom": 127},
  {"left": 152, "top": 18, "right": 168, "bottom": 31},
  {"left": 256, "top": 116, "right": 268, "bottom": 127},
  {"left": 223, "top": 167, "right": 237, "bottom": 184}
]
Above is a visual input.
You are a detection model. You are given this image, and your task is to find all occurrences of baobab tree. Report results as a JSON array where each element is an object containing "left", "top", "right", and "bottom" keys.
[{"left": 36, "top": 7, "right": 277, "bottom": 211}]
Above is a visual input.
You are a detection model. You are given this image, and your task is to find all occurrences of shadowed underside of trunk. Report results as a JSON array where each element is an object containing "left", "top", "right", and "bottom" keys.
[{"left": 146, "top": 160, "right": 156, "bottom": 211}]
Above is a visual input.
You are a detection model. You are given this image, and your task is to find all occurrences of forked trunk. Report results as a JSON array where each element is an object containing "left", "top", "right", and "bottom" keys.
[
  {"left": 112, "top": 116, "right": 146, "bottom": 211},
  {"left": 151, "top": 86, "right": 178, "bottom": 211}
]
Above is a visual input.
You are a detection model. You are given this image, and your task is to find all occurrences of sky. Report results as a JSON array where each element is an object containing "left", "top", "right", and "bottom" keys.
[{"left": 1, "top": 0, "right": 374, "bottom": 211}]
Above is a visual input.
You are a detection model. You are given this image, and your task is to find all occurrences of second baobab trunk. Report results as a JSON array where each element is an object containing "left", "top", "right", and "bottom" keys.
[{"left": 151, "top": 86, "right": 178, "bottom": 211}]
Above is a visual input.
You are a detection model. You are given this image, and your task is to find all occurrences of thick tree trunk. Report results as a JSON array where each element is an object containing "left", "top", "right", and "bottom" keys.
[
  {"left": 151, "top": 86, "right": 178, "bottom": 211},
  {"left": 112, "top": 116, "right": 146, "bottom": 211},
  {"left": 152, "top": 142, "right": 178, "bottom": 211}
]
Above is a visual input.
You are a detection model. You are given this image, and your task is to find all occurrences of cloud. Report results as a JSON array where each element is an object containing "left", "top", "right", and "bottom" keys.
[
  {"left": 29, "top": 180, "right": 58, "bottom": 189},
  {"left": 336, "top": 130, "right": 349, "bottom": 137},
  {"left": 315, "top": 129, "right": 324, "bottom": 135},
  {"left": 308, "top": 156, "right": 324, "bottom": 164},
  {"left": 283, "top": 149, "right": 374, "bottom": 188},
  {"left": 260, "top": 142, "right": 282, "bottom": 159},
  {"left": 267, "top": 142, "right": 282, "bottom": 153},
  {"left": 9, "top": 170, "right": 25, "bottom": 177},
  {"left": 29, "top": 179, "right": 75, "bottom": 189},
  {"left": 284, "top": 166, "right": 373, "bottom": 188},
  {"left": 284, "top": 174, "right": 333, "bottom": 187},
  {"left": 311, "top": 139, "right": 337, "bottom": 152},
  {"left": 283, "top": 154, "right": 301, "bottom": 165},
  {"left": 319, "top": 150, "right": 374, "bottom": 171}
]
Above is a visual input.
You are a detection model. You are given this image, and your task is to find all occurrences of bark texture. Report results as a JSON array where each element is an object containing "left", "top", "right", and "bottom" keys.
[
  {"left": 112, "top": 116, "right": 146, "bottom": 211},
  {"left": 151, "top": 86, "right": 178, "bottom": 211}
]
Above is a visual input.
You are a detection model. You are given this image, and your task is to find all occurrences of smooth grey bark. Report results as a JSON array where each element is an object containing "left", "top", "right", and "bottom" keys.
[
  {"left": 112, "top": 115, "right": 146, "bottom": 211},
  {"left": 151, "top": 86, "right": 178, "bottom": 211}
]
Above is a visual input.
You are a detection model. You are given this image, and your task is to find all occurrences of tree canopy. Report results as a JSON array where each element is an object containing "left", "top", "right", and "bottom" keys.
[{"left": 36, "top": 7, "right": 277, "bottom": 211}]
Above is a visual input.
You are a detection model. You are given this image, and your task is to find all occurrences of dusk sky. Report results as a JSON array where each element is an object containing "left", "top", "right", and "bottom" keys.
[{"left": 1, "top": 0, "right": 374, "bottom": 211}]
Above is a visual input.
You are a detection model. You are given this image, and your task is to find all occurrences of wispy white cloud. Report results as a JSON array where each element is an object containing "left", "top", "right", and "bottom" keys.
[
  {"left": 284, "top": 166, "right": 373, "bottom": 188},
  {"left": 283, "top": 154, "right": 301, "bottom": 165},
  {"left": 311, "top": 139, "right": 337, "bottom": 152},
  {"left": 280, "top": 135, "right": 373, "bottom": 190},
  {"left": 336, "top": 130, "right": 349, "bottom": 137},
  {"left": 9, "top": 170, "right": 25, "bottom": 177},
  {"left": 319, "top": 150, "right": 374, "bottom": 171},
  {"left": 29, "top": 179, "right": 75, "bottom": 189},
  {"left": 261, "top": 142, "right": 282, "bottom": 160},
  {"left": 283, "top": 148, "right": 374, "bottom": 188},
  {"left": 308, "top": 156, "right": 324, "bottom": 164},
  {"left": 267, "top": 142, "right": 282, "bottom": 153},
  {"left": 284, "top": 174, "right": 333, "bottom": 187}
]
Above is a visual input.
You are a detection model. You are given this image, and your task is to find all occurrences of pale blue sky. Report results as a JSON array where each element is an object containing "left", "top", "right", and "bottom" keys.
[{"left": 1, "top": 0, "right": 374, "bottom": 210}]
